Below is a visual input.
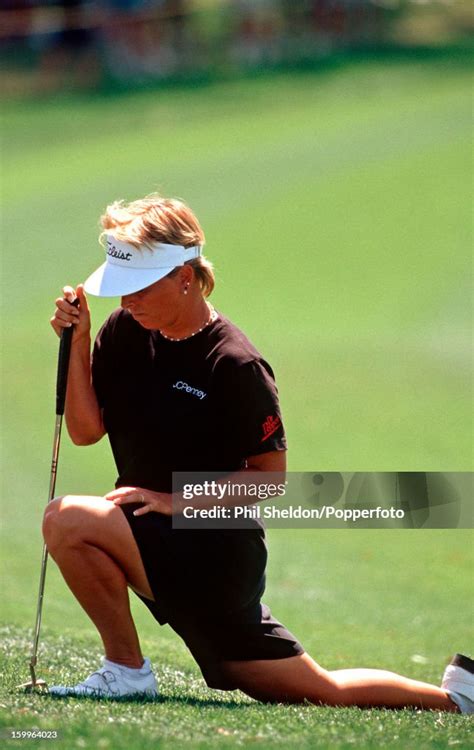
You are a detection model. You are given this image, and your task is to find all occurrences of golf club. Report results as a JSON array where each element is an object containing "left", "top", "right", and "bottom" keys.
[{"left": 18, "top": 297, "right": 79, "bottom": 692}]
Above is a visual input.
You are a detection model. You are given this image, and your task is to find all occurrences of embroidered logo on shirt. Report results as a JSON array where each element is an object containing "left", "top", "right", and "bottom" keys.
[
  {"left": 172, "top": 380, "right": 207, "bottom": 400},
  {"left": 261, "top": 415, "right": 282, "bottom": 442}
]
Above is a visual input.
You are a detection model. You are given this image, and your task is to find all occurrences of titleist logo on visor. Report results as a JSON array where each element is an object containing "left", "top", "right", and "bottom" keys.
[
  {"left": 107, "top": 241, "right": 132, "bottom": 261},
  {"left": 173, "top": 381, "right": 207, "bottom": 400}
]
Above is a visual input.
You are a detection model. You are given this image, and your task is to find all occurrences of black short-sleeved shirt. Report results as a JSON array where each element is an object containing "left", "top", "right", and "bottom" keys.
[
  {"left": 92, "top": 308, "right": 287, "bottom": 490},
  {"left": 90, "top": 309, "right": 303, "bottom": 688}
]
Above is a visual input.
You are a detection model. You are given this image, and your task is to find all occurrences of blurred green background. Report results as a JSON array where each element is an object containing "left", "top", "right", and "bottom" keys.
[{"left": 0, "top": 36, "right": 473, "bottom": 749}]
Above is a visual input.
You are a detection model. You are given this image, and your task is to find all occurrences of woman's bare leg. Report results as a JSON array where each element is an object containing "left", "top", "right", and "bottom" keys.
[
  {"left": 43, "top": 495, "right": 154, "bottom": 668},
  {"left": 222, "top": 653, "right": 459, "bottom": 711}
]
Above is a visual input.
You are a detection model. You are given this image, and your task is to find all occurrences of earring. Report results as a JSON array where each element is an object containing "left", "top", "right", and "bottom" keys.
[{"left": 184, "top": 283, "right": 189, "bottom": 295}]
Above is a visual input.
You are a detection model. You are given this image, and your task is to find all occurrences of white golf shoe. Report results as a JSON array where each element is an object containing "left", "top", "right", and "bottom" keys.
[
  {"left": 49, "top": 657, "right": 158, "bottom": 699},
  {"left": 442, "top": 653, "right": 474, "bottom": 714}
]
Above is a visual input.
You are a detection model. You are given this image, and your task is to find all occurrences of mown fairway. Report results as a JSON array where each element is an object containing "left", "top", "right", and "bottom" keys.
[{"left": 1, "top": 53, "right": 472, "bottom": 748}]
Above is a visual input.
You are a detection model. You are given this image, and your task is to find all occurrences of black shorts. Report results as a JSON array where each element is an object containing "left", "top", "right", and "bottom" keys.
[{"left": 120, "top": 505, "right": 304, "bottom": 690}]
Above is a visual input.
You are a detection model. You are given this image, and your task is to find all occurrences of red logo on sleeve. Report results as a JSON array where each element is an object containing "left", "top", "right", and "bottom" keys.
[{"left": 261, "top": 415, "right": 282, "bottom": 442}]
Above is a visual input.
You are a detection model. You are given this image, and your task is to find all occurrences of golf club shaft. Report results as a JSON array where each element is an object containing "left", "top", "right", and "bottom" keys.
[
  {"left": 29, "top": 300, "right": 79, "bottom": 684},
  {"left": 29, "top": 414, "right": 64, "bottom": 682}
]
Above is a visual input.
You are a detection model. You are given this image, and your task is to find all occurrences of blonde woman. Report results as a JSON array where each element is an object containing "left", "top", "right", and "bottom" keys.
[{"left": 46, "top": 194, "right": 473, "bottom": 712}]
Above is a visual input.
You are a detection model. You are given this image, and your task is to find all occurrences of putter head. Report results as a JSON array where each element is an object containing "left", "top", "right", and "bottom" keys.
[{"left": 17, "top": 678, "right": 49, "bottom": 693}]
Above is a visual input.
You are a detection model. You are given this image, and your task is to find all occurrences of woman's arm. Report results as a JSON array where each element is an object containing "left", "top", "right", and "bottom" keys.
[
  {"left": 106, "top": 450, "right": 286, "bottom": 516},
  {"left": 50, "top": 284, "right": 105, "bottom": 445}
]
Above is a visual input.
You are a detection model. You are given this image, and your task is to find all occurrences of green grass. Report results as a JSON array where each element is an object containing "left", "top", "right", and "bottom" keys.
[
  {"left": 1, "top": 643, "right": 472, "bottom": 750},
  {"left": 2, "top": 634, "right": 471, "bottom": 750},
  {"left": 1, "top": 531, "right": 473, "bottom": 749},
  {"left": 1, "top": 55, "right": 473, "bottom": 748}
]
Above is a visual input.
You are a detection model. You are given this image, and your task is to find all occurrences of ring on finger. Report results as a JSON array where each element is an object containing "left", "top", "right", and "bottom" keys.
[{"left": 137, "top": 493, "right": 145, "bottom": 503}]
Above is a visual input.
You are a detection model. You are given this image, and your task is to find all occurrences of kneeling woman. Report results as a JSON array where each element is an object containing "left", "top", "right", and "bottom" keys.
[{"left": 45, "top": 194, "right": 472, "bottom": 712}]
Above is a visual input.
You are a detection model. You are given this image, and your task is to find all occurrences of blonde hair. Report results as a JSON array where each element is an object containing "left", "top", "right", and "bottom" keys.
[{"left": 100, "top": 194, "right": 214, "bottom": 297}]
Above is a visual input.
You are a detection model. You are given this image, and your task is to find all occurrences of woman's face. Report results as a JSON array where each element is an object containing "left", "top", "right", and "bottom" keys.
[{"left": 121, "top": 272, "right": 184, "bottom": 330}]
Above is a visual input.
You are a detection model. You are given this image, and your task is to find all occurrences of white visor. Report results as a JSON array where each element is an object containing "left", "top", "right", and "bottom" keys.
[{"left": 83, "top": 235, "right": 202, "bottom": 297}]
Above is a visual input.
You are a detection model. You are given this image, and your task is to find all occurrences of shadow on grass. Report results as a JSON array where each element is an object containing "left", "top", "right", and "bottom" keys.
[
  {"left": 38, "top": 691, "right": 250, "bottom": 709},
  {"left": 157, "top": 694, "right": 250, "bottom": 709}
]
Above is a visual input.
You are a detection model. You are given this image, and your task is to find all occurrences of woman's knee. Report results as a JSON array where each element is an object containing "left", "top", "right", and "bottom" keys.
[
  {"left": 42, "top": 495, "right": 154, "bottom": 599},
  {"left": 42, "top": 496, "right": 62, "bottom": 548},
  {"left": 236, "top": 676, "right": 342, "bottom": 707},
  {"left": 221, "top": 655, "right": 342, "bottom": 706},
  {"left": 42, "top": 495, "right": 91, "bottom": 550}
]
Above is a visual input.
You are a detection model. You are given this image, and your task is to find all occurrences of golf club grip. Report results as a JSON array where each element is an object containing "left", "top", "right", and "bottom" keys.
[{"left": 56, "top": 297, "right": 80, "bottom": 415}]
